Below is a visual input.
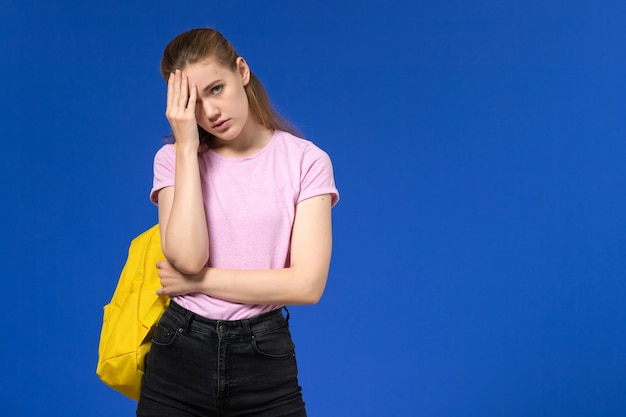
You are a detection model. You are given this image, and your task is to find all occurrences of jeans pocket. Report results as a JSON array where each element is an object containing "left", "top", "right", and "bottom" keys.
[
  {"left": 151, "top": 321, "right": 181, "bottom": 347},
  {"left": 251, "top": 324, "right": 295, "bottom": 359}
]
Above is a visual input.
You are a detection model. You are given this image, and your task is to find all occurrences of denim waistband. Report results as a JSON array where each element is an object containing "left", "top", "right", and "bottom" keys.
[{"left": 164, "top": 301, "right": 289, "bottom": 339}]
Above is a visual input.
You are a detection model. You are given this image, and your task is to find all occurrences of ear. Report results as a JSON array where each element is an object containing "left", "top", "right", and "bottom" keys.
[{"left": 236, "top": 57, "right": 251, "bottom": 86}]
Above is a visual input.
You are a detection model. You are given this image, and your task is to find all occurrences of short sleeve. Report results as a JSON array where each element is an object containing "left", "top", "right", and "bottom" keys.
[
  {"left": 150, "top": 144, "right": 176, "bottom": 205},
  {"left": 298, "top": 144, "right": 339, "bottom": 207}
]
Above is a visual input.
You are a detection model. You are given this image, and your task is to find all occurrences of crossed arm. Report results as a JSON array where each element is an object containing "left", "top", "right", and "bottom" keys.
[{"left": 156, "top": 189, "right": 333, "bottom": 306}]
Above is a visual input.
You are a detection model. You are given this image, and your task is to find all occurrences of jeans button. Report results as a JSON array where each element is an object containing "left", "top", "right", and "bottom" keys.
[{"left": 219, "top": 325, "right": 226, "bottom": 333}]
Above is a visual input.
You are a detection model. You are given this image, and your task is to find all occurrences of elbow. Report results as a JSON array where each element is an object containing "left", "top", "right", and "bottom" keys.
[
  {"left": 172, "top": 260, "right": 207, "bottom": 276},
  {"left": 301, "top": 292, "right": 323, "bottom": 305},
  {"left": 295, "top": 292, "right": 322, "bottom": 306},
  {"left": 296, "top": 273, "right": 327, "bottom": 305},
  {"left": 163, "top": 249, "right": 208, "bottom": 275}
]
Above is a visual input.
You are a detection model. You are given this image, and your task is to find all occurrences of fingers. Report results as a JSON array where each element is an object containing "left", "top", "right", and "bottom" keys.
[
  {"left": 154, "top": 261, "right": 197, "bottom": 297},
  {"left": 178, "top": 71, "right": 189, "bottom": 108},
  {"left": 167, "top": 70, "right": 183, "bottom": 112},
  {"left": 166, "top": 69, "right": 194, "bottom": 112},
  {"left": 187, "top": 80, "right": 197, "bottom": 112},
  {"left": 165, "top": 69, "right": 200, "bottom": 146},
  {"left": 166, "top": 72, "right": 174, "bottom": 111}
]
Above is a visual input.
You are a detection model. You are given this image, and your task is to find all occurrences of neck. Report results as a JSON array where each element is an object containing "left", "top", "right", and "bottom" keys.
[{"left": 210, "top": 119, "right": 274, "bottom": 158}]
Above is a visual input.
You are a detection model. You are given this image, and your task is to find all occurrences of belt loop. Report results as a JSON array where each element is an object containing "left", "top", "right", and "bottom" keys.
[
  {"left": 242, "top": 318, "right": 252, "bottom": 338},
  {"left": 183, "top": 309, "right": 193, "bottom": 334},
  {"left": 283, "top": 306, "right": 290, "bottom": 322}
]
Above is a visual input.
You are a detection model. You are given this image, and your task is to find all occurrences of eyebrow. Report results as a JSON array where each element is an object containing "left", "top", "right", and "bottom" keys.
[{"left": 201, "top": 80, "right": 223, "bottom": 93}]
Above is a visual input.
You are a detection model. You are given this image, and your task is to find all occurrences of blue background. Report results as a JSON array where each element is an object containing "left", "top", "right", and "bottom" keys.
[{"left": 2, "top": 0, "right": 625, "bottom": 416}]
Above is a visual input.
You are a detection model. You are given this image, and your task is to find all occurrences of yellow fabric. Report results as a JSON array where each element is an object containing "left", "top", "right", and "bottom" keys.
[{"left": 96, "top": 224, "right": 170, "bottom": 401}]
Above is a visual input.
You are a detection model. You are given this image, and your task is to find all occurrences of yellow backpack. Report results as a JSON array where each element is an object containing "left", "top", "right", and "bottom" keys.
[{"left": 96, "top": 224, "right": 170, "bottom": 401}]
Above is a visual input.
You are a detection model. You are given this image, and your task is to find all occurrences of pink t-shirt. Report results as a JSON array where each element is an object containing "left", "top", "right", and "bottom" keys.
[{"left": 150, "top": 130, "right": 339, "bottom": 320}]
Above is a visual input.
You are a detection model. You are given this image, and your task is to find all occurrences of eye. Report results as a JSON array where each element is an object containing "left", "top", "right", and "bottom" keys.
[{"left": 211, "top": 85, "right": 223, "bottom": 94}]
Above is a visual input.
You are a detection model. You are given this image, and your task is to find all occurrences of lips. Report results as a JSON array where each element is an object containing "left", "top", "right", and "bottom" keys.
[{"left": 212, "top": 119, "right": 230, "bottom": 130}]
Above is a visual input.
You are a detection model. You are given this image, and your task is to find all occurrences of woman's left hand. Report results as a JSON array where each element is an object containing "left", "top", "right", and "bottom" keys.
[{"left": 156, "top": 260, "right": 204, "bottom": 296}]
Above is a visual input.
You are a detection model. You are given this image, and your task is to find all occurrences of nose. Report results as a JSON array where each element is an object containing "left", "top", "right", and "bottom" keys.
[{"left": 202, "top": 100, "right": 220, "bottom": 121}]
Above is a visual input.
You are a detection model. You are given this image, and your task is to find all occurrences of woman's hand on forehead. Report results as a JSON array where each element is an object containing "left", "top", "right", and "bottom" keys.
[{"left": 166, "top": 69, "right": 200, "bottom": 151}]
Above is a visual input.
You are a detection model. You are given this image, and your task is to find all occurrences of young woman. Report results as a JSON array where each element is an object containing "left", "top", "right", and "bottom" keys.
[{"left": 136, "top": 28, "right": 339, "bottom": 417}]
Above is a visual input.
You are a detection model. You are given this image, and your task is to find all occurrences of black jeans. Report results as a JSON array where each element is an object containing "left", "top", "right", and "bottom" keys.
[{"left": 137, "top": 301, "right": 307, "bottom": 417}]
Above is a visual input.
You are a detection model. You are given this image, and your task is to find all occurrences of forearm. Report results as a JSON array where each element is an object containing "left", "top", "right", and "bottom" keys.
[
  {"left": 162, "top": 145, "right": 209, "bottom": 274},
  {"left": 197, "top": 266, "right": 328, "bottom": 306},
  {"left": 195, "top": 195, "right": 333, "bottom": 305},
  {"left": 156, "top": 195, "right": 334, "bottom": 304}
]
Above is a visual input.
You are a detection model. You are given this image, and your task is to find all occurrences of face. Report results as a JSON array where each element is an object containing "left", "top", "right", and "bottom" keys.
[{"left": 183, "top": 57, "right": 251, "bottom": 142}]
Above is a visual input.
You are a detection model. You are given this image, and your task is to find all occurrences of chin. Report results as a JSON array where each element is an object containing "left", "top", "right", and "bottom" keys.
[
  {"left": 214, "top": 129, "right": 243, "bottom": 142},
  {"left": 212, "top": 133, "right": 236, "bottom": 142}
]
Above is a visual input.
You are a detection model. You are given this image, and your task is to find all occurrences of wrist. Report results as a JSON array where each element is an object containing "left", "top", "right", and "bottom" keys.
[
  {"left": 175, "top": 141, "right": 200, "bottom": 156},
  {"left": 191, "top": 268, "right": 209, "bottom": 293}
]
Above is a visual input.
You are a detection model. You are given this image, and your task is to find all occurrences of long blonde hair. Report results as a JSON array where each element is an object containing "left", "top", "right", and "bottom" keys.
[{"left": 161, "top": 28, "right": 300, "bottom": 145}]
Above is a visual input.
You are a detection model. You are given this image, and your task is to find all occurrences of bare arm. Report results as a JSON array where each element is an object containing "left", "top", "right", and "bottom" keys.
[
  {"left": 158, "top": 70, "right": 209, "bottom": 274},
  {"left": 157, "top": 194, "right": 333, "bottom": 305}
]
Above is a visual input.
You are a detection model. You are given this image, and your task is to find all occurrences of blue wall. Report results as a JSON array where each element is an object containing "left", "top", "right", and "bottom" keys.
[{"left": 2, "top": 1, "right": 625, "bottom": 415}]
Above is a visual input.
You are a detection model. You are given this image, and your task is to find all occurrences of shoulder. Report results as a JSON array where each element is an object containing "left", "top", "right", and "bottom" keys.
[
  {"left": 274, "top": 131, "right": 339, "bottom": 205},
  {"left": 154, "top": 143, "right": 176, "bottom": 160},
  {"left": 274, "top": 130, "right": 332, "bottom": 162},
  {"left": 153, "top": 144, "right": 177, "bottom": 177}
]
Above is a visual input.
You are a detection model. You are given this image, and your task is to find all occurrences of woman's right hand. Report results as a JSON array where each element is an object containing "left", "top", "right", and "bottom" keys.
[{"left": 166, "top": 69, "right": 199, "bottom": 150}]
